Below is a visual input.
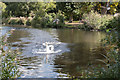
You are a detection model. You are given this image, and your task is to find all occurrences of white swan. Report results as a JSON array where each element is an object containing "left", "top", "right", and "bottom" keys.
[{"left": 33, "top": 42, "right": 61, "bottom": 54}]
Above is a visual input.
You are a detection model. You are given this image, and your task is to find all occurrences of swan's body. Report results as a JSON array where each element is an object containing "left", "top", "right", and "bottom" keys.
[{"left": 33, "top": 42, "right": 61, "bottom": 54}]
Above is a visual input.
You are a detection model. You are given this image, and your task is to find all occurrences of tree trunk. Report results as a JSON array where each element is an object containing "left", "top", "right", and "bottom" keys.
[
  {"left": 101, "top": 8, "right": 107, "bottom": 14},
  {"left": 69, "top": 13, "right": 73, "bottom": 23},
  {"left": 101, "top": 2, "right": 109, "bottom": 14}
]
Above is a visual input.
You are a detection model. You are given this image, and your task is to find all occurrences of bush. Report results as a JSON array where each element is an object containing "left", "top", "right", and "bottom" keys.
[
  {"left": 0, "top": 30, "right": 22, "bottom": 79},
  {"left": 77, "top": 28, "right": 120, "bottom": 78},
  {"left": 31, "top": 9, "right": 46, "bottom": 27},
  {"left": 56, "top": 12, "right": 64, "bottom": 24},
  {"left": 17, "top": 19, "right": 24, "bottom": 25},
  {"left": 105, "top": 15, "right": 120, "bottom": 29},
  {"left": 52, "top": 12, "right": 65, "bottom": 28},
  {"left": 32, "top": 12, "right": 65, "bottom": 28},
  {"left": 26, "top": 18, "right": 32, "bottom": 26},
  {"left": 2, "top": 18, "right": 10, "bottom": 24},
  {"left": 32, "top": 13, "right": 53, "bottom": 28},
  {"left": 44, "top": 13, "right": 54, "bottom": 27},
  {"left": 83, "top": 11, "right": 113, "bottom": 30}
]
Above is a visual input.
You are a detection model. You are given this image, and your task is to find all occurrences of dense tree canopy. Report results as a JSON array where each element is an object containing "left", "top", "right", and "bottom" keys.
[
  {"left": 2, "top": 2, "right": 120, "bottom": 22},
  {"left": 56, "top": 2, "right": 95, "bottom": 22}
]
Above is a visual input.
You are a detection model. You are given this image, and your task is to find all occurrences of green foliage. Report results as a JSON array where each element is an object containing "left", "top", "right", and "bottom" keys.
[
  {"left": 0, "top": 2, "right": 6, "bottom": 18},
  {"left": 77, "top": 27, "right": 120, "bottom": 78},
  {"left": 44, "top": 2, "right": 56, "bottom": 13},
  {"left": 17, "top": 19, "right": 24, "bottom": 25},
  {"left": 5, "top": 2, "right": 30, "bottom": 17},
  {"left": 0, "top": 2, "right": 6, "bottom": 12},
  {"left": 3, "top": 2, "right": 56, "bottom": 18},
  {"left": 56, "top": 2, "right": 95, "bottom": 22},
  {"left": 54, "top": 11, "right": 65, "bottom": 28},
  {"left": 105, "top": 15, "right": 120, "bottom": 29},
  {"left": 2, "top": 18, "right": 10, "bottom": 24},
  {"left": 31, "top": 7, "right": 46, "bottom": 27},
  {"left": 0, "top": 30, "right": 22, "bottom": 79},
  {"left": 26, "top": 18, "right": 32, "bottom": 26},
  {"left": 32, "top": 10, "right": 65, "bottom": 28},
  {"left": 83, "top": 10, "right": 113, "bottom": 30}
]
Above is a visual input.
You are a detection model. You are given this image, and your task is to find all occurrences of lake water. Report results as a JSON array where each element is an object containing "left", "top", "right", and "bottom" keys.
[{"left": 1, "top": 26, "right": 106, "bottom": 78}]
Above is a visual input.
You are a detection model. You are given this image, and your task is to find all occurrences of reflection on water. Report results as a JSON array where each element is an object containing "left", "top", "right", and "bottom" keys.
[
  {"left": 1, "top": 26, "right": 106, "bottom": 78},
  {"left": 45, "top": 29, "right": 106, "bottom": 76},
  {"left": 7, "top": 30, "right": 30, "bottom": 43}
]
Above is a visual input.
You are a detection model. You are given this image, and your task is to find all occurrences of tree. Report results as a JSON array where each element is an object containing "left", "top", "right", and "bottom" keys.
[
  {"left": 56, "top": 2, "right": 94, "bottom": 23},
  {"left": 44, "top": 2, "right": 56, "bottom": 13},
  {"left": 4, "top": 2, "right": 44, "bottom": 17},
  {"left": 4, "top": 2, "right": 29, "bottom": 17},
  {"left": 0, "top": 2, "right": 6, "bottom": 17},
  {"left": 95, "top": 2, "right": 120, "bottom": 14},
  {"left": 0, "top": 2, "right": 6, "bottom": 12},
  {"left": 56, "top": 2, "right": 79, "bottom": 23}
]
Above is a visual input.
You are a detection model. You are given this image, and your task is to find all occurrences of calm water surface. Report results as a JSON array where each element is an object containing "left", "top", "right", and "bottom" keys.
[{"left": 1, "top": 26, "right": 106, "bottom": 78}]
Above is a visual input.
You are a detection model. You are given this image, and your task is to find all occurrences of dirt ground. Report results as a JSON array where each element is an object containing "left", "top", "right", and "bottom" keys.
[{"left": 65, "top": 22, "right": 83, "bottom": 26}]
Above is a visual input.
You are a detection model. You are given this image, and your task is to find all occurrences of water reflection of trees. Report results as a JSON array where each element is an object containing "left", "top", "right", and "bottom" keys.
[
  {"left": 53, "top": 29, "right": 106, "bottom": 77},
  {"left": 56, "top": 29, "right": 105, "bottom": 43},
  {"left": 7, "top": 30, "right": 30, "bottom": 43}
]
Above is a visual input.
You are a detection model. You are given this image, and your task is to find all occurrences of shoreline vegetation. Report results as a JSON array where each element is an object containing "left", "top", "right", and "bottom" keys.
[
  {"left": 0, "top": 30, "right": 22, "bottom": 79},
  {"left": 2, "top": 11, "right": 120, "bottom": 31},
  {"left": 1, "top": 2, "right": 120, "bottom": 31}
]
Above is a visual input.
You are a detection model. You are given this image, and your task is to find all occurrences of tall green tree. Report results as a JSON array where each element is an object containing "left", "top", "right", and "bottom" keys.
[
  {"left": 5, "top": 2, "right": 29, "bottom": 17},
  {"left": 56, "top": 2, "right": 94, "bottom": 22},
  {"left": 56, "top": 2, "right": 79, "bottom": 23},
  {"left": 4, "top": 2, "right": 44, "bottom": 17}
]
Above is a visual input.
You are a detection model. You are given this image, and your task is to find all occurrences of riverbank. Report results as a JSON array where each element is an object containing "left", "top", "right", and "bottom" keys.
[
  {"left": 2, "top": 23, "right": 102, "bottom": 32},
  {"left": 2, "top": 12, "right": 120, "bottom": 32},
  {"left": 3, "top": 24, "right": 32, "bottom": 28}
]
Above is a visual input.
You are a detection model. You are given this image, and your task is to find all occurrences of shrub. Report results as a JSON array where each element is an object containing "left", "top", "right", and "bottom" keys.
[
  {"left": 56, "top": 12, "right": 65, "bottom": 24},
  {"left": 2, "top": 18, "right": 10, "bottom": 24},
  {"left": 83, "top": 11, "right": 113, "bottom": 30},
  {"left": 52, "top": 12, "right": 65, "bottom": 28},
  {"left": 26, "top": 18, "right": 32, "bottom": 26},
  {"left": 31, "top": 9, "right": 46, "bottom": 27},
  {"left": 32, "top": 12, "right": 65, "bottom": 28},
  {"left": 77, "top": 29, "right": 120, "bottom": 78},
  {"left": 49, "top": 13, "right": 56, "bottom": 19},
  {"left": 32, "top": 13, "right": 52, "bottom": 28},
  {"left": 17, "top": 19, "right": 24, "bottom": 25},
  {"left": 0, "top": 30, "right": 22, "bottom": 79},
  {"left": 105, "top": 15, "right": 120, "bottom": 29},
  {"left": 44, "top": 13, "right": 54, "bottom": 27}
]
